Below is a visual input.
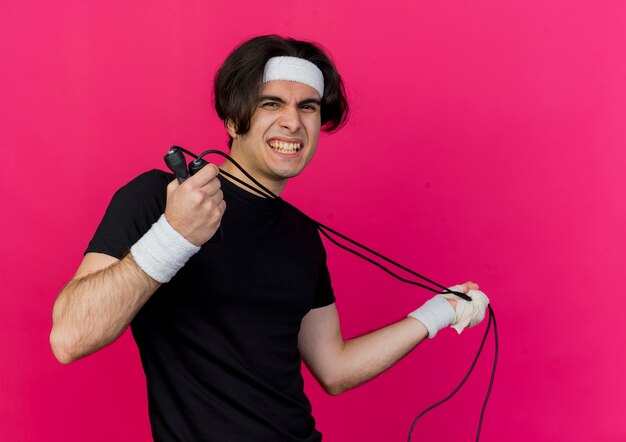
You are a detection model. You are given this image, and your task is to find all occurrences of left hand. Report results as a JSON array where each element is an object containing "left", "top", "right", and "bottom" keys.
[
  {"left": 444, "top": 281, "right": 480, "bottom": 310},
  {"left": 407, "top": 281, "right": 487, "bottom": 338},
  {"left": 442, "top": 282, "right": 490, "bottom": 334}
]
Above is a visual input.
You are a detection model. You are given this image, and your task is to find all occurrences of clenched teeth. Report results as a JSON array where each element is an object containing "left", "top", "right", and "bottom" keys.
[{"left": 268, "top": 140, "right": 302, "bottom": 153}]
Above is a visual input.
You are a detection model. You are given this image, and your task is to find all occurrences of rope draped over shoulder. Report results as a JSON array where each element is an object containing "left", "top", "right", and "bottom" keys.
[{"left": 169, "top": 146, "right": 498, "bottom": 442}]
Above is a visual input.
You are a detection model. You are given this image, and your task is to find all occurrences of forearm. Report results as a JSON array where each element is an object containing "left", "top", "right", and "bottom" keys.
[
  {"left": 50, "top": 254, "right": 160, "bottom": 364},
  {"left": 332, "top": 317, "right": 428, "bottom": 395}
]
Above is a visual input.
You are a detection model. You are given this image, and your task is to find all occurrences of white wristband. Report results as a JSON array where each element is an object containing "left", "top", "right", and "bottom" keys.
[
  {"left": 130, "top": 214, "right": 201, "bottom": 283},
  {"left": 408, "top": 295, "right": 456, "bottom": 339}
]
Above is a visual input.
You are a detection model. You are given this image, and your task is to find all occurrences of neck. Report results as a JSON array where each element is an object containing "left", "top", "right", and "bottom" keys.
[{"left": 219, "top": 160, "right": 287, "bottom": 197}]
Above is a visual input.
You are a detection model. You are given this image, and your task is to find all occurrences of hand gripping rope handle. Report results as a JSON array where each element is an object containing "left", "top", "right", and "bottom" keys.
[{"left": 164, "top": 146, "right": 498, "bottom": 441}]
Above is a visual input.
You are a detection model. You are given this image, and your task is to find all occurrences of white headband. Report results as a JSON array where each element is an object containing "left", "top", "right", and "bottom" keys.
[{"left": 262, "top": 56, "right": 325, "bottom": 98}]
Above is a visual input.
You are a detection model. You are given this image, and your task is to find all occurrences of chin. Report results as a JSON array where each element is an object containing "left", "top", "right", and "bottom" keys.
[
  {"left": 274, "top": 170, "right": 301, "bottom": 180},
  {"left": 268, "top": 163, "right": 306, "bottom": 180}
]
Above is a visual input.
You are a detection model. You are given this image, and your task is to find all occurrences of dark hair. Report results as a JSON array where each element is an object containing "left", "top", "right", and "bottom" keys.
[{"left": 214, "top": 35, "right": 349, "bottom": 148}]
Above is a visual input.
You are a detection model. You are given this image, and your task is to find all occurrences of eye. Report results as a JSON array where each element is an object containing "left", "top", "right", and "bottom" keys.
[
  {"left": 261, "top": 101, "right": 280, "bottom": 109},
  {"left": 300, "top": 104, "right": 319, "bottom": 112}
]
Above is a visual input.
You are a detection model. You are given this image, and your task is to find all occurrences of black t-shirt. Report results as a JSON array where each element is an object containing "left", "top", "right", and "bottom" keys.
[{"left": 86, "top": 170, "right": 335, "bottom": 441}]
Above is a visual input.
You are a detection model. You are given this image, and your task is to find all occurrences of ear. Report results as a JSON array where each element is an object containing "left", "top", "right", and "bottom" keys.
[{"left": 225, "top": 119, "right": 238, "bottom": 139}]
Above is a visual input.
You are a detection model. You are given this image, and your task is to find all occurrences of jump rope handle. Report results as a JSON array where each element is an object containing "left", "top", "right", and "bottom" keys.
[
  {"left": 164, "top": 146, "right": 189, "bottom": 183},
  {"left": 163, "top": 146, "right": 222, "bottom": 243}
]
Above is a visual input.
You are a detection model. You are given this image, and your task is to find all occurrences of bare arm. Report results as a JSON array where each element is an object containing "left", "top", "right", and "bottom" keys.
[
  {"left": 298, "top": 282, "right": 477, "bottom": 396},
  {"left": 50, "top": 164, "right": 225, "bottom": 364},
  {"left": 50, "top": 252, "right": 160, "bottom": 364},
  {"left": 298, "top": 304, "right": 428, "bottom": 395}
]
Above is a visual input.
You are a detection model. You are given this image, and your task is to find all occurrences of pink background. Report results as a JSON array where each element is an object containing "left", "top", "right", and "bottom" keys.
[{"left": 2, "top": 1, "right": 625, "bottom": 441}]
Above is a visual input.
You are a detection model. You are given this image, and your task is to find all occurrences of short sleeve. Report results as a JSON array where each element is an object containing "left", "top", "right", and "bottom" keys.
[
  {"left": 311, "top": 247, "right": 335, "bottom": 309},
  {"left": 85, "top": 170, "right": 172, "bottom": 259}
]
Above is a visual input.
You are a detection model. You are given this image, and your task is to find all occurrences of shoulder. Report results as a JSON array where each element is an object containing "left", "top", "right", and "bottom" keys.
[
  {"left": 102, "top": 169, "right": 175, "bottom": 226},
  {"left": 85, "top": 170, "right": 174, "bottom": 258},
  {"left": 108, "top": 169, "right": 173, "bottom": 209},
  {"left": 114, "top": 169, "right": 173, "bottom": 197}
]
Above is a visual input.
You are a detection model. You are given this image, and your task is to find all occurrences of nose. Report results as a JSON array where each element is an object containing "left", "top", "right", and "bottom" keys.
[{"left": 278, "top": 104, "right": 302, "bottom": 133}]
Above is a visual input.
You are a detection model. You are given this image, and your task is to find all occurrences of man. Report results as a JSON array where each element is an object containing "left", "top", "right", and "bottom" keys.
[{"left": 50, "top": 35, "right": 489, "bottom": 441}]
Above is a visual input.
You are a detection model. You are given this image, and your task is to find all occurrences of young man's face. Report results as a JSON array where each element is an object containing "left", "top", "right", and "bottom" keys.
[{"left": 227, "top": 80, "right": 322, "bottom": 193}]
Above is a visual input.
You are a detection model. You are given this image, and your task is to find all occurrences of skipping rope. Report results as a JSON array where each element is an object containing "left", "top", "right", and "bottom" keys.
[{"left": 164, "top": 146, "right": 499, "bottom": 441}]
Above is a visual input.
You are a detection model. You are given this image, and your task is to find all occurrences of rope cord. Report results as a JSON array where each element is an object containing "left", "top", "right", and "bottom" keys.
[{"left": 181, "top": 148, "right": 498, "bottom": 441}]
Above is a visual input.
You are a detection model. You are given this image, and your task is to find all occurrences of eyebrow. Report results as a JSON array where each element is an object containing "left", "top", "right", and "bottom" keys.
[{"left": 258, "top": 95, "right": 322, "bottom": 106}]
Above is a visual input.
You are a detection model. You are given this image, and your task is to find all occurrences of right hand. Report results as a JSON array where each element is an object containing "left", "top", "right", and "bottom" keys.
[{"left": 164, "top": 164, "right": 226, "bottom": 246}]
